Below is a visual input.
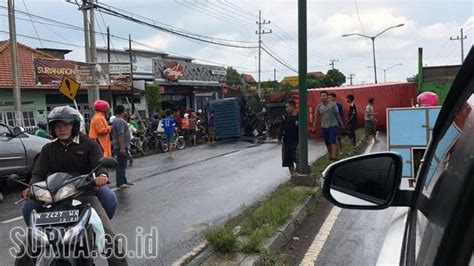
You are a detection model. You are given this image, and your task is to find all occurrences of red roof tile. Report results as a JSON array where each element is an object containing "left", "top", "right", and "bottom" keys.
[{"left": 0, "top": 40, "right": 56, "bottom": 89}]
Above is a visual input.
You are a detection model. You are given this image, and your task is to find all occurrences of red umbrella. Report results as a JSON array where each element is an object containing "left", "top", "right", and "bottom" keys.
[{"left": 417, "top": 91, "right": 439, "bottom": 107}]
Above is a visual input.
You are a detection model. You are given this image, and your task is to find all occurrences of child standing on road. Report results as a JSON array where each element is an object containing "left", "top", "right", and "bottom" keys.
[
  {"left": 162, "top": 109, "right": 176, "bottom": 158},
  {"left": 278, "top": 100, "right": 299, "bottom": 176}
]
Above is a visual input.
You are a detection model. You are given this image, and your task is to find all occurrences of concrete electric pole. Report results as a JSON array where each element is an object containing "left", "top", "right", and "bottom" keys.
[
  {"left": 348, "top": 74, "right": 355, "bottom": 85},
  {"left": 8, "top": 0, "right": 23, "bottom": 127},
  {"left": 256, "top": 10, "right": 271, "bottom": 97},
  {"left": 450, "top": 28, "right": 467, "bottom": 64},
  {"left": 81, "top": 0, "right": 100, "bottom": 113},
  {"left": 329, "top": 59, "right": 339, "bottom": 69}
]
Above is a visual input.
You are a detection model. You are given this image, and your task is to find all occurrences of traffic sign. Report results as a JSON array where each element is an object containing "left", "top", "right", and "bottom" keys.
[{"left": 59, "top": 75, "right": 80, "bottom": 100}]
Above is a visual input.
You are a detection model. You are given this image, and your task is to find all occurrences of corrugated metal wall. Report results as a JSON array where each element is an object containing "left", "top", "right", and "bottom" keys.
[
  {"left": 209, "top": 98, "right": 241, "bottom": 140},
  {"left": 292, "top": 82, "right": 417, "bottom": 137}
]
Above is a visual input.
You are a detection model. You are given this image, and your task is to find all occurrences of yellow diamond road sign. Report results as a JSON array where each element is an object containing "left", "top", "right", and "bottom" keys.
[{"left": 59, "top": 75, "right": 80, "bottom": 101}]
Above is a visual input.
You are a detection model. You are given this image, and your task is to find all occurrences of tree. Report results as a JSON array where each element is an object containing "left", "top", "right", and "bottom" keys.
[
  {"left": 407, "top": 74, "right": 418, "bottom": 82},
  {"left": 145, "top": 82, "right": 163, "bottom": 116},
  {"left": 226, "top": 67, "right": 243, "bottom": 86},
  {"left": 307, "top": 74, "right": 323, "bottom": 88},
  {"left": 322, "top": 69, "right": 346, "bottom": 87}
]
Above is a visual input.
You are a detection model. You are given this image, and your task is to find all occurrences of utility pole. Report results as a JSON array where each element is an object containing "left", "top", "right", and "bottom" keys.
[
  {"left": 450, "top": 28, "right": 467, "bottom": 63},
  {"left": 256, "top": 10, "right": 271, "bottom": 97},
  {"left": 348, "top": 74, "right": 355, "bottom": 85},
  {"left": 8, "top": 0, "right": 23, "bottom": 127},
  {"left": 298, "top": 0, "right": 309, "bottom": 175},
  {"left": 89, "top": 0, "right": 99, "bottom": 103},
  {"left": 107, "top": 26, "right": 112, "bottom": 105},
  {"left": 274, "top": 68, "right": 276, "bottom": 81},
  {"left": 129, "top": 34, "right": 135, "bottom": 114},
  {"left": 329, "top": 59, "right": 339, "bottom": 69},
  {"left": 81, "top": 0, "right": 94, "bottom": 114}
]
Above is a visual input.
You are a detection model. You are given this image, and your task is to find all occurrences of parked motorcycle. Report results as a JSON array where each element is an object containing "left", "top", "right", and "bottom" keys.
[
  {"left": 141, "top": 131, "right": 167, "bottom": 153},
  {"left": 9, "top": 157, "right": 117, "bottom": 266}
]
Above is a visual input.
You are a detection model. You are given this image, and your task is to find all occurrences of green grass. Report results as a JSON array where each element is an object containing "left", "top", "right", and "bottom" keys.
[
  {"left": 204, "top": 129, "right": 365, "bottom": 257},
  {"left": 204, "top": 226, "right": 238, "bottom": 253},
  {"left": 205, "top": 184, "right": 313, "bottom": 254}
]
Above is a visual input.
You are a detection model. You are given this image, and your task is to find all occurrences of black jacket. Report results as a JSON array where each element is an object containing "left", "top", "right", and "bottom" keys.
[
  {"left": 30, "top": 134, "right": 107, "bottom": 185},
  {"left": 278, "top": 114, "right": 299, "bottom": 144}
]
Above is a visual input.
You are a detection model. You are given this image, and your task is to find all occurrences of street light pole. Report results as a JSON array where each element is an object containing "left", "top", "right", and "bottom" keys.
[
  {"left": 343, "top": 23, "right": 404, "bottom": 84},
  {"left": 370, "top": 38, "right": 377, "bottom": 83},
  {"left": 368, "top": 63, "right": 402, "bottom": 83}
]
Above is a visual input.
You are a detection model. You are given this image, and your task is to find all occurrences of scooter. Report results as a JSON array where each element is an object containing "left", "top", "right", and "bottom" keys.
[{"left": 9, "top": 157, "right": 117, "bottom": 266}]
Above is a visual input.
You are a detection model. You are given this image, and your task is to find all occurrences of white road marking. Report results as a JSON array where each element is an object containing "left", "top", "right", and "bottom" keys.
[
  {"left": 1, "top": 216, "right": 22, "bottom": 224},
  {"left": 111, "top": 187, "right": 120, "bottom": 192},
  {"left": 300, "top": 136, "right": 377, "bottom": 265},
  {"left": 300, "top": 207, "right": 342, "bottom": 265}
]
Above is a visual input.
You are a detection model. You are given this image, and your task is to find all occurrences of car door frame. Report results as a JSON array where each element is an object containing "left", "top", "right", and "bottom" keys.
[
  {"left": 0, "top": 123, "right": 28, "bottom": 178},
  {"left": 400, "top": 49, "right": 474, "bottom": 266}
]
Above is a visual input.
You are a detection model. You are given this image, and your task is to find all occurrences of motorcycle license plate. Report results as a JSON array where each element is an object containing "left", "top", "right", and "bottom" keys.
[{"left": 35, "top": 210, "right": 80, "bottom": 225}]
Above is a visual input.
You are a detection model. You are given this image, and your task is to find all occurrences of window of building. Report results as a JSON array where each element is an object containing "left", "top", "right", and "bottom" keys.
[
  {"left": 5, "top": 112, "right": 16, "bottom": 127},
  {"left": 22, "top": 111, "right": 36, "bottom": 128}
]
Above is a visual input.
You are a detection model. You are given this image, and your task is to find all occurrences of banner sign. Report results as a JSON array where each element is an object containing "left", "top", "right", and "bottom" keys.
[
  {"left": 34, "top": 58, "right": 131, "bottom": 87},
  {"left": 34, "top": 58, "right": 76, "bottom": 85}
]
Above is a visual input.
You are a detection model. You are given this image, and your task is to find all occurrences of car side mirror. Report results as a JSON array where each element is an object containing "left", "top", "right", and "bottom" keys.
[
  {"left": 99, "top": 157, "right": 118, "bottom": 169},
  {"left": 322, "top": 152, "right": 403, "bottom": 209},
  {"left": 13, "top": 126, "right": 24, "bottom": 136}
]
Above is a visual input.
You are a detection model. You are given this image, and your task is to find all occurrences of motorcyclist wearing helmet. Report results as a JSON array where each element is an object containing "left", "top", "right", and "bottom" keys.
[
  {"left": 21, "top": 106, "right": 127, "bottom": 265},
  {"left": 34, "top": 120, "right": 51, "bottom": 139},
  {"left": 89, "top": 100, "right": 112, "bottom": 157}
]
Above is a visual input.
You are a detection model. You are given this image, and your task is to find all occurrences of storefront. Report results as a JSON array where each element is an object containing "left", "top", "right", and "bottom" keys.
[{"left": 153, "top": 58, "right": 226, "bottom": 112}]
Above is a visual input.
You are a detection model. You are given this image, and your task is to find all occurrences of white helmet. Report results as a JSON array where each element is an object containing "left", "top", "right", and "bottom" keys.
[{"left": 109, "top": 115, "right": 116, "bottom": 124}]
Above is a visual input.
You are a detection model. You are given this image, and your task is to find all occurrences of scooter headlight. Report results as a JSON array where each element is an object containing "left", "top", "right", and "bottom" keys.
[
  {"left": 54, "top": 181, "right": 79, "bottom": 202},
  {"left": 32, "top": 187, "right": 52, "bottom": 204}
]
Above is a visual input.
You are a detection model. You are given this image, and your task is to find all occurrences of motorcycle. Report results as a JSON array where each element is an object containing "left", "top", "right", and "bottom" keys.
[
  {"left": 9, "top": 157, "right": 118, "bottom": 266},
  {"left": 141, "top": 131, "right": 168, "bottom": 153},
  {"left": 160, "top": 129, "right": 185, "bottom": 152}
]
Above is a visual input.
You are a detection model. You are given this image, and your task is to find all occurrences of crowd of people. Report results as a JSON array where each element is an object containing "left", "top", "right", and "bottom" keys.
[{"left": 279, "top": 91, "right": 378, "bottom": 176}]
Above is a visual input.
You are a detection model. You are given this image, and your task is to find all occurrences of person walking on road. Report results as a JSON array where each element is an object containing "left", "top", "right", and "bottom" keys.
[
  {"left": 346, "top": 94, "right": 358, "bottom": 147},
  {"left": 208, "top": 111, "right": 216, "bottom": 144},
  {"left": 365, "top": 98, "right": 378, "bottom": 142},
  {"left": 111, "top": 105, "right": 134, "bottom": 188},
  {"left": 329, "top": 92, "right": 344, "bottom": 155},
  {"left": 278, "top": 100, "right": 299, "bottom": 176},
  {"left": 162, "top": 109, "right": 176, "bottom": 158},
  {"left": 312, "top": 91, "right": 345, "bottom": 160},
  {"left": 89, "top": 100, "right": 112, "bottom": 157}
]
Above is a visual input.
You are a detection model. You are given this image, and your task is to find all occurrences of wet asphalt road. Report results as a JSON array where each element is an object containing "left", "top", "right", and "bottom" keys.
[
  {"left": 0, "top": 139, "right": 325, "bottom": 265},
  {"left": 313, "top": 134, "right": 395, "bottom": 266},
  {"left": 282, "top": 133, "right": 397, "bottom": 266}
]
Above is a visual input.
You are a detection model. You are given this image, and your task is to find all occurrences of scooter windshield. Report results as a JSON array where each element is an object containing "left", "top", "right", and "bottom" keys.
[{"left": 46, "top": 172, "right": 74, "bottom": 193}]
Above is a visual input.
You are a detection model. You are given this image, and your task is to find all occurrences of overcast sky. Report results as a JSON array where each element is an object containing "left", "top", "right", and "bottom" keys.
[{"left": 1, "top": 0, "right": 473, "bottom": 85}]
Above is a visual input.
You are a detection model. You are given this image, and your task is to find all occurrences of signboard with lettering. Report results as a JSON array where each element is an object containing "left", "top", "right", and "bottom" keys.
[
  {"left": 34, "top": 58, "right": 76, "bottom": 85},
  {"left": 153, "top": 59, "right": 226, "bottom": 83},
  {"left": 75, "top": 63, "right": 131, "bottom": 87}
]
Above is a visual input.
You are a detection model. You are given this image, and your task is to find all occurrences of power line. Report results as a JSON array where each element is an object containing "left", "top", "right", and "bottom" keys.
[
  {"left": 81, "top": 1, "right": 258, "bottom": 49},
  {"left": 0, "top": 30, "right": 85, "bottom": 48},
  {"left": 354, "top": 0, "right": 365, "bottom": 34},
  {"left": 196, "top": 0, "right": 255, "bottom": 28},
  {"left": 65, "top": 0, "right": 257, "bottom": 47},
  {"left": 218, "top": 0, "right": 256, "bottom": 20},
  {"left": 261, "top": 45, "right": 297, "bottom": 72},
  {"left": 0, "top": 7, "right": 258, "bottom": 70},
  {"left": 21, "top": 0, "right": 42, "bottom": 47},
  {"left": 223, "top": 0, "right": 255, "bottom": 18}
]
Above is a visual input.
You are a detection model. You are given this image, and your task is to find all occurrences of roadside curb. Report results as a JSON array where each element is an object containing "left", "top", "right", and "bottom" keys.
[{"left": 184, "top": 188, "right": 322, "bottom": 265}]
